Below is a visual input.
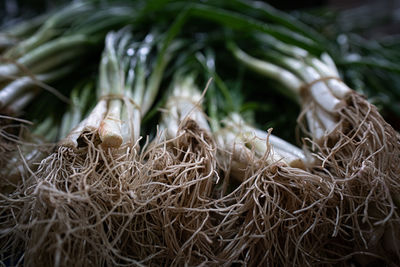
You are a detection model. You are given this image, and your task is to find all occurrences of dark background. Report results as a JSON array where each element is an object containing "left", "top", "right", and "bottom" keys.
[{"left": 2, "top": 0, "right": 399, "bottom": 37}]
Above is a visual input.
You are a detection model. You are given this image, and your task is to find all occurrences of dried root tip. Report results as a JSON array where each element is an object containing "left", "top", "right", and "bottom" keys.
[
  {"left": 61, "top": 99, "right": 124, "bottom": 149},
  {"left": 59, "top": 120, "right": 86, "bottom": 148},
  {"left": 59, "top": 138, "right": 77, "bottom": 148},
  {"left": 99, "top": 99, "right": 123, "bottom": 148},
  {"left": 273, "top": 147, "right": 305, "bottom": 169},
  {"left": 99, "top": 120, "right": 123, "bottom": 148},
  {"left": 288, "top": 158, "right": 306, "bottom": 169},
  {"left": 60, "top": 100, "right": 108, "bottom": 149}
]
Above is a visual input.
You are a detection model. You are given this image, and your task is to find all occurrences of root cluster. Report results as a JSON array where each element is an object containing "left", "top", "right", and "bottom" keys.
[
  {"left": 207, "top": 143, "right": 347, "bottom": 266},
  {"left": 2, "top": 95, "right": 400, "bottom": 266},
  {"left": 115, "top": 119, "right": 218, "bottom": 266},
  {"left": 1, "top": 134, "right": 143, "bottom": 266},
  {"left": 304, "top": 92, "right": 400, "bottom": 264}
]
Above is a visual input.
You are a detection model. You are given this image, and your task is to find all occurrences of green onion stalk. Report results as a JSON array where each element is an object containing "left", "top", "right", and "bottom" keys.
[
  {"left": 0, "top": 1, "right": 141, "bottom": 114},
  {"left": 0, "top": 26, "right": 177, "bottom": 266},
  {"left": 194, "top": 51, "right": 340, "bottom": 265},
  {"left": 0, "top": 12, "right": 49, "bottom": 53},
  {"left": 132, "top": 69, "right": 218, "bottom": 265},
  {"left": 229, "top": 37, "right": 400, "bottom": 264},
  {"left": 1, "top": 2, "right": 94, "bottom": 59}
]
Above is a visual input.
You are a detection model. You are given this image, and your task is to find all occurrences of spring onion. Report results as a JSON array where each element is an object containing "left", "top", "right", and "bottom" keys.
[{"left": 229, "top": 32, "right": 400, "bottom": 263}]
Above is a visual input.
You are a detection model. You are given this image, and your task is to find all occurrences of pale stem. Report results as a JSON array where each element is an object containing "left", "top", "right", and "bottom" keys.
[
  {"left": 320, "top": 53, "right": 340, "bottom": 77},
  {"left": 161, "top": 75, "right": 211, "bottom": 139},
  {"left": 306, "top": 109, "right": 325, "bottom": 141},
  {"left": 5, "top": 89, "right": 38, "bottom": 114},
  {"left": 325, "top": 79, "right": 352, "bottom": 99},
  {"left": 307, "top": 57, "right": 351, "bottom": 99},
  {"left": 0, "top": 65, "right": 73, "bottom": 109},
  {"left": 282, "top": 57, "right": 344, "bottom": 112},
  {"left": 120, "top": 100, "right": 141, "bottom": 145},
  {"left": 315, "top": 105, "right": 338, "bottom": 135},
  {"left": 231, "top": 45, "right": 303, "bottom": 97},
  {"left": 245, "top": 133, "right": 291, "bottom": 165}
]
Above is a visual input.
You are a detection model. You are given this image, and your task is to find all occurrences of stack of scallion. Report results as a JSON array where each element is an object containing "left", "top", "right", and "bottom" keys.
[{"left": 1, "top": 0, "right": 399, "bottom": 266}]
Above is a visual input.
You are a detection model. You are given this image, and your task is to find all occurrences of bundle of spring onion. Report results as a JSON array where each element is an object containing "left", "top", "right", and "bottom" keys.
[
  {"left": 0, "top": 25, "right": 179, "bottom": 266},
  {"left": 295, "top": 4, "right": 400, "bottom": 128},
  {"left": 210, "top": 116, "right": 340, "bottom": 265},
  {"left": 229, "top": 34, "right": 400, "bottom": 263},
  {"left": 0, "top": 1, "right": 143, "bottom": 195},
  {"left": 0, "top": 0, "right": 399, "bottom": 266},
  {"left": 193, "top": 52, "right": 339, "bottom": 265},
  {"left": 209, "top": 147, "right": 339, "bottom": 265},
  {"left": 137, "top": 69, "right": 217, "bottom": 265}
]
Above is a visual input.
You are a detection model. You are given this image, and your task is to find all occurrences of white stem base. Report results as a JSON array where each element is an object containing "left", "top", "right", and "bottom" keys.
[{"left": 99, "top": 99, "right": 123, "bottom": 148}]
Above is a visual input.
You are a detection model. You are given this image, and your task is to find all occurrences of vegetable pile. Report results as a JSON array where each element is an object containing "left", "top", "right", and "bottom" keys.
[{"left": 1, "top": 0, "right": 399, "bottom": 266}]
